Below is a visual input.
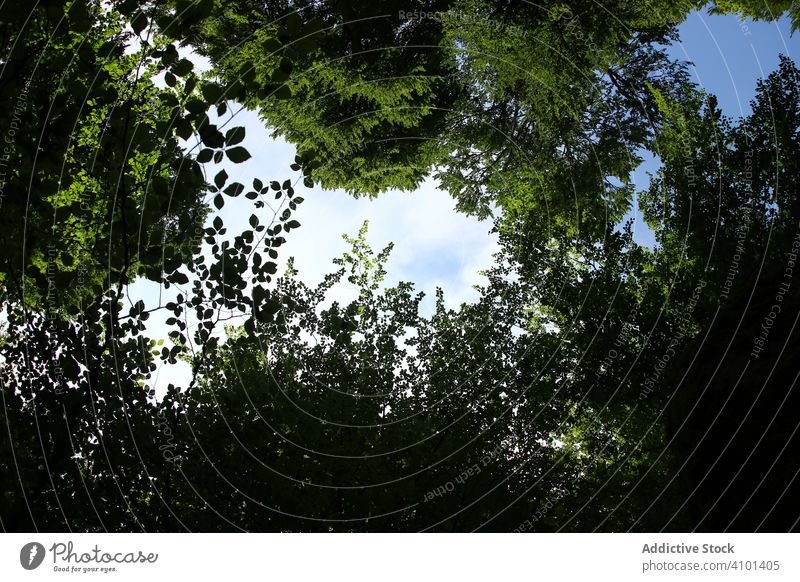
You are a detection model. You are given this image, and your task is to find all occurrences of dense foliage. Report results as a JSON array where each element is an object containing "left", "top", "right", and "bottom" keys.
[{"left": 1, "top": 0, "right": 799, "bottom": 532}]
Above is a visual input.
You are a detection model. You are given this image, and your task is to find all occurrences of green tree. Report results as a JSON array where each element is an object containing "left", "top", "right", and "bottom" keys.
[
  {"left": 3, "top": 0, "right": 800, "bottom": 534},
  {"left": 0, "top": 1, "right": 210, "bottom": 315},
  {"left": 0, "top": 0, "right": 278, "bottom": 531},
  {"left": 711, "top": 0, "right": 799, "bottom": 30},
  {"left": 193, "top": 1, "right": 696, "bottom": 234},
  {"left": 638, "top": 55, "right": 800, "bottom": 531}
]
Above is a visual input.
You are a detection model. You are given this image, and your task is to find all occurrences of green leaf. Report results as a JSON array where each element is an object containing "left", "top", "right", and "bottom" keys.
[
  {"left": 201, "top": 82, "right": 224, "bottom": 104},
  {"left": 213, "top": 194, "right": 224, "bottom": 209},
  {"left": 278, "top": 56, "right": 294, "bottom": 74},
  {"left": 273, "top": 85, "right": 292, "bottom": 99},
  {"left": 262, "top": 38, "right": 282, "bottom": 53},
  {"left": 184, "top": 76, "right": 197, "bottom": 95},
  {"left": 285, "top": 12, "right": 302, "bottom": 35},
  {"left": 226, "top": 146, "right": 251, "bottom": 163},
  {"left": 131, "top": 12, "right": 148, "bottom": 35},
  {"left": 175, "top": 118, "right": 193, "bottom": 140},
  {"left": 225, "top": 79, "right": 246, "bottom": 101},
  {"left": 271, "top": 69, "right": 290, "bottom": 84},
  {"left": 199, "top": 125, "right": 225, "bottom": 148},
  {"left": 197, "top": 148, "right": 213, "bottom": 163},
  {"left": 184, "top": 98, "right": 206, "bottom": 115},
  {"left": 172, "top": 58, "right": 194, "bottom": 77},
  {"left": 118, "top": 0, "right": 139, "bottom": 16},
  {"left": 214, "top": 169, "right": 228, "bottom": 189},
  {"left": 225, "top": 127, "right": 245, "bottom": 145},
  {"left": 161, "top": 43, "right": 179, "bottom": 65},
  {"left": 224, "top": 182, "right": 245, "bottom": 197},
  {"left": 172, "top": 272, "right": 189, "bottom": 285}
]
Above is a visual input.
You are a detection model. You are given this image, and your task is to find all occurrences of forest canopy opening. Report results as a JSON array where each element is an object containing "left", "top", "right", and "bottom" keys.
[{"left": 1, "top": 0, "right": 799, "bottom": 533}]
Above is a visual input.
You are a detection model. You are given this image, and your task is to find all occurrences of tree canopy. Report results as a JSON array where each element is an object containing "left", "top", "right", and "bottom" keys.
[{"left": 1, "top": 0, "right": 799, "bottom": 532}]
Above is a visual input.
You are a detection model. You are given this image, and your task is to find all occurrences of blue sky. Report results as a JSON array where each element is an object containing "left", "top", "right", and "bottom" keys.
[
  {"left": 626, "top": 12, "right": 799, "bottom": 247},
  {"left": 133, "top": 10, "right": 799, "bottom": 393},
  {"left": 673, "top": 11, "right": 797, "bottom": 117}
]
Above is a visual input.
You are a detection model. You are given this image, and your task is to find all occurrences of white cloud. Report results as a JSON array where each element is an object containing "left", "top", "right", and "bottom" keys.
[
  {"left": 129, "top": 109, "right": 498, "bottom": 394},
  {"left": 284, "top": 177, "right": 498, "bottom": 312}
]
